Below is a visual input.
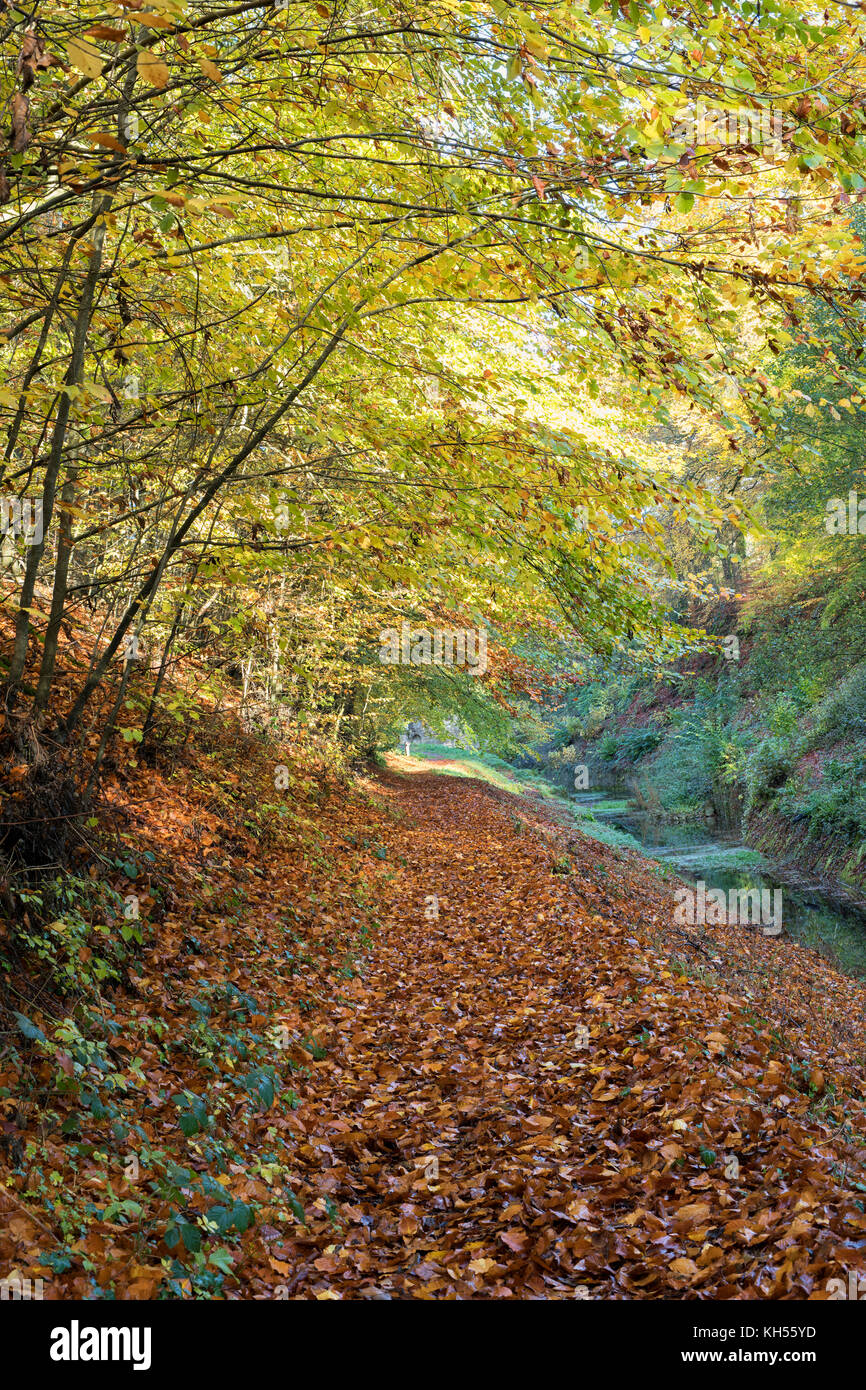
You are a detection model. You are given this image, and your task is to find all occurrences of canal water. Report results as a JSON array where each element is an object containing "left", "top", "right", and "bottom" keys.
[{"left": 571, "top": 789, "right": 866, "bottom": 979}]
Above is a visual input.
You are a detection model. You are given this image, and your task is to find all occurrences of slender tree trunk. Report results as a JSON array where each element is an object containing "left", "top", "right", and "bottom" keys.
[
  {"left": 33, "top": 451, "right": 80, "bottom": 713},
  {"left": 83, "top": 656, "right": 133, "bottom": 805},
  {"left": 8, "top": 199, "right": 109, "bottom": 692},
  {"left": 139, "top": 604, "right": 185, "bottom": 754}
]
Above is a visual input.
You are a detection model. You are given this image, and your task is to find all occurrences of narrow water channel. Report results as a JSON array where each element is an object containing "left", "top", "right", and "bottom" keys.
[{"left": 571, "top": 788, "right": 866, "bottom": 979}]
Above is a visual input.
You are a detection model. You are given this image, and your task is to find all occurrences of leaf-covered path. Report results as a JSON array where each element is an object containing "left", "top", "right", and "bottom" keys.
[
  {"left": 270, "top": 763, "right": 866, "bottom": 1300},
  {"left": 7, "top": 748, "right": 866, "bottom": 1301}
]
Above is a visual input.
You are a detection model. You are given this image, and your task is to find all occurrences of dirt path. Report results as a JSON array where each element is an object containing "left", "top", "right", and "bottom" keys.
[{"left": 272, "top": 766, "right": 866, "bottom": 1300}]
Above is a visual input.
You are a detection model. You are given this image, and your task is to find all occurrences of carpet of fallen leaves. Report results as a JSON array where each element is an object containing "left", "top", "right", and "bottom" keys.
[{"left": 4, "top": 731, "right": 866, "bottom": 1300}]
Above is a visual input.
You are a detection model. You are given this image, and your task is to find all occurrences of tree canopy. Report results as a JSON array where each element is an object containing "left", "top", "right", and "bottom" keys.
[{"left": 3, "top": 0, "right": 866, "bottom": 756}]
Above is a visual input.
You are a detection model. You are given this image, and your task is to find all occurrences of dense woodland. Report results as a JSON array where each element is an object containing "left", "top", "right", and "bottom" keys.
[{"left": 2, "top": 0, "right": 866, "bottom": 1329}]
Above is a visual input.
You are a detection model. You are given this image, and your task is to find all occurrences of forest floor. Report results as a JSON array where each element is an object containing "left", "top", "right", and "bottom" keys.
[{"left": 4, "top": 736, "right": 866, "bottom": 1299}]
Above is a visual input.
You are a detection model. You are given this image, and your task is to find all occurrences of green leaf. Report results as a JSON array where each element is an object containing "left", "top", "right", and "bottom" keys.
[
  {"left": 13, "top": 1012, "right": 45, "bottom": 1043},
  {"left": 178, "top": 1220, "right": 201, "bottom": 1253}
]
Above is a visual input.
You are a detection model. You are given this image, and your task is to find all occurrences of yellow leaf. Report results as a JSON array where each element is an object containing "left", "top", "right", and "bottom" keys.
[
  {"left": 137, "top": 51, "right": 170, "bottom": 89},
  {"left": 198, "top": 56, "right": 222, "bottom": 83},
  {"left": 523, "top": 32, "right": 549, "bottom": 60},
  {"left": 67, "top": 37, "right": 103, "bottom": 80}
]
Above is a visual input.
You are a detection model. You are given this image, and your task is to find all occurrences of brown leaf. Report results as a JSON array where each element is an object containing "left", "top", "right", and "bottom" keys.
[
  {"left": 89, "top": 132, "right": 128, "bottom": 154},
  {"left": 675, "top": 1202, "right": 711, "bottom": 1225},
  {"left": 9, "top": 92, "right": 29, "bottom": 152},
  {"left": 499, "top": 1229, "right": 528, "bottom": 1253},
  {"left": 86, "top": 26, "right": 127, "bottom": 41}
]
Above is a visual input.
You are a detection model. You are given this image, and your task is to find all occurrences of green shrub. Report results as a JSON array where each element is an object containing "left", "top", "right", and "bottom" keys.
[
  {"left": 766, "top": 694, "right": 799, "bottom": 738},
  {"left": 642, "top": 728, "right": 714, "bottom": 812},
  {"left": 812, "top": 661, "right": 866, "bottom": 739},
  {"left": 745, "top": 735, "right": 796, "bottom": 811},
  {"left": 582, "top": 704, "right": 609, "bottom": 738},
  {"left": 617, "top": 727, "right": 663, "bottom": 762},
  {"left": 599, "top": 732, "right": 618, "bottom": 761},
  {"left": 776, "top": 760, "right": 866, "bottom": 842}
]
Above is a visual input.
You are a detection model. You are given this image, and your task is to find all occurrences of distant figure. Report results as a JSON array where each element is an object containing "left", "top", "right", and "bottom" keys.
[{"left": 404, "top": 737, "right": 411, "bottom": 757}]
